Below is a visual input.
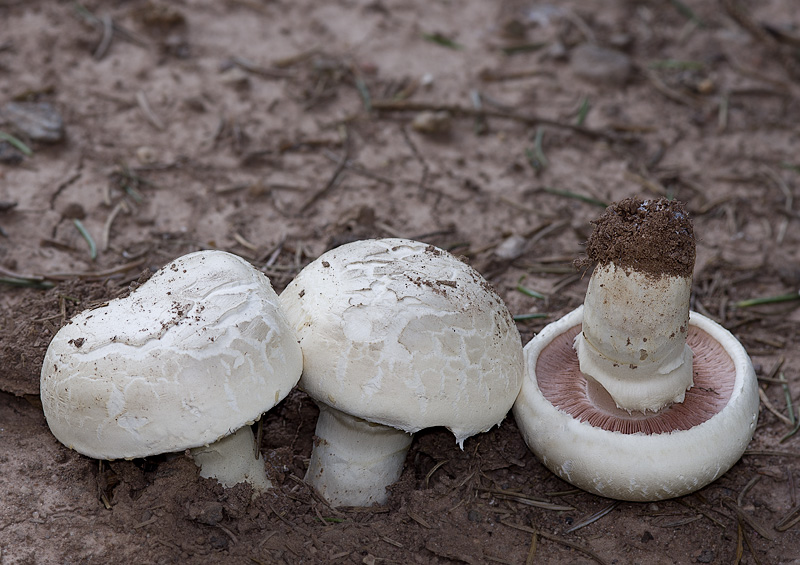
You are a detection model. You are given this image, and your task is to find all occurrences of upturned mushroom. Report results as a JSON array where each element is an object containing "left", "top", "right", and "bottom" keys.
[
  {"left": 513, "top": 197, "right": 759, "bottom": 501},
  {"left": 279, "top": 238, "right": 524, "bottom": 507},
  {"left": 40, "top": 250, "right": 302, "bottom": 492}
]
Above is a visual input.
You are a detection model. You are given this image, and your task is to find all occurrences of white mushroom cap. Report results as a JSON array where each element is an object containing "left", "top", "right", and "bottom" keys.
[
  {"left": 513, "top": 306, "right": 759, "bottom": 501},
  {"left": 40, "top": 250, "right": 303, "bottom": 460},
  {"left": 279, "top": 238, "right": 524, "bottom": 445}
]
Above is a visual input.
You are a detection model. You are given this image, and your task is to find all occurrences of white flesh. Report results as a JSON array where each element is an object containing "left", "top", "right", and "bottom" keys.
[
  {"left": 192, "top": 425, "right": 272, "bottom": 492},
  {"left": 305, "top": 403, "right": 413, "bottom": 507}
]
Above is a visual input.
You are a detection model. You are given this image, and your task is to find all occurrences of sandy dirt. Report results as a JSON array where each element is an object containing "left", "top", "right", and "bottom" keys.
[{"left": 2, "top": 0, "right": 800, "bottom": 563}]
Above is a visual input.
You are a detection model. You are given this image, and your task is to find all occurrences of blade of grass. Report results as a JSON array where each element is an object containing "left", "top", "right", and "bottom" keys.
[
  {"left": 501, "top": 42, "right": 548, "bottom": 56},
  {"left": 0, "top": 131, "right": 33, "bottom": 156},
  {"left": 73, "top": 219, "right": 97, "bottom": 261},
  {"left": 0, "top": 276, "right": 55, "bottom": 289},
  {"left": 516, "top": 276, "right": 546, "bottom": 299},
  {"left": 648, "top": 59, "right": 704, "bottom": 71},
  {"left": 734, "top": 292, "right": 800, "bottom": 308},
  {"left": 575, "top": 97, "right": 591, "bottom": 126},
  {"left": 531, "top": 126, "right": 550, "bottom": 170},
  {"left": 514, "top": 313, "right": 548, "bottom": 321},
  {"left": 421, "top": 32, "right": 462, "bottom": 50},
  {"left": 780, "top": 419, "right": 800, "bottom": 443},
  {"left": 543, "top": 187, "right": 608, "bottom": 208},
  {"left": 668, "top": 0, "right": 704, "bottom": 26}
]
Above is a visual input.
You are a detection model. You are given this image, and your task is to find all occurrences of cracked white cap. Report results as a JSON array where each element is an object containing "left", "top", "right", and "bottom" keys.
[
  {"left": 279, "top": 238, "right": 524, "bottom": 446},
  {"left": 40, "top": 250, "right": 303, "bottom": 460}
]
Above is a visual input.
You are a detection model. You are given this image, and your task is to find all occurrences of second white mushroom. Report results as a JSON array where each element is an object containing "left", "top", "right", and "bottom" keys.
[{"left": 280, "top": 238, "right": 524, "bottom": 507}]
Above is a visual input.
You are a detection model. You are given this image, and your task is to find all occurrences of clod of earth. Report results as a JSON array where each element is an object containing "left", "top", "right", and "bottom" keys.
[
  {"left": 513, "top": 197, "right": 759, "bottom": 501},
  {"left": 1, "top": 101, "right": 65, "bottom": 143},
  {"left": 39, "top": 250, "right": 302, "bottom": 492},
  {"left": 279, "top": 238, "right": 524, "bottom": 507}
]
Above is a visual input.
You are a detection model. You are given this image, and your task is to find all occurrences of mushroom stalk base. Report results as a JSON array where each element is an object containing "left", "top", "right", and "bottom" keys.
[
  {"left": 306, "top": 403, "right": 413, "bottom": 507},
  {"left": 576, "top": 262, "right": 694, "bottom": 412},
  {"left": 192, "top": 425, "right": 272, "bottom": 493}
]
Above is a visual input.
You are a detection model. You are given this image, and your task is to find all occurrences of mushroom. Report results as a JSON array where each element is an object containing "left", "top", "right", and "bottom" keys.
[
  {"left": 40, "top": 250, "right": 302, "bottom": 492},
  {"left": 279, "top": 238, "right": 524, "bottom": 507},
  {"left": 513, "top": 197, "right": 759, "bottom": 501}
]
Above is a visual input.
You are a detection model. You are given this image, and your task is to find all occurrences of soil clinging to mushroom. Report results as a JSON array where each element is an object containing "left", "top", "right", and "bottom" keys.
[{"left": 578, "top": 196, "right": 695, "bottom": 278}]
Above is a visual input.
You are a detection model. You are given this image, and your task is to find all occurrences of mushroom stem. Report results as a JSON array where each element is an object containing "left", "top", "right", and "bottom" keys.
[
  {"left": 305, "top": 403, "right": 413, "bottom": 507},
  {"left": 574, "top": 261, "right": 694, "bottom": 412},
  {"left": 191, "top": 425, "right": 272, "bottom": 492}
]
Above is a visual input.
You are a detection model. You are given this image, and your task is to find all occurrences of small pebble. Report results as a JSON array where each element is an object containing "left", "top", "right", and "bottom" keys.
[
  {"left": 494, "top": 235, "right": 528, "bottom": 260},
  {"left": 188, "top": 501, "right": 224, "bottom": 526},
  {"left": 0, "top": 141, "right": 24, "bottom": 165},
  {"left": 411, "top": 111, "right": 451, "bottom": 135},
  {"left": 694, "top": 549, "right": 714, "bottom": 563},
  {"left": 571, "top": 43, "right": 632, "bottom": 85},
  {"left": 1, "top": 101, "right": 65, "bottom": 143},
  {"left": 208, "top": 532, "right": 228, "bottom": 550},
  {"left": 136, "top": 146, "right": 158, "bottom": 164}
]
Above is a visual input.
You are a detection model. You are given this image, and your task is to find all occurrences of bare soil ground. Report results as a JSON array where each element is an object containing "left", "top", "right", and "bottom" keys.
[{"left": 2, "top": 0, "right": 800, "bottom": 563}]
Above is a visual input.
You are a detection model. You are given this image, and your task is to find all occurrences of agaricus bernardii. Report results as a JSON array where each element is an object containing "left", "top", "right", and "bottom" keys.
[
  {"left": 40, "top": 250, "right": 302, "bottom": 492},
  {"left": 513, "top": 197, "right": 759, "bottom": 501},
  {"left": 279, "top": 238, "right": 524, "bottom": 507}
]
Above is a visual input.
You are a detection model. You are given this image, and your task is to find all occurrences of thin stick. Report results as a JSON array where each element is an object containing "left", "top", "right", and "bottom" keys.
[
  {"left": 37, "top": 258, "right": 146, "bottom": 281},
  {"left": 479, "top": 488, "right": 574, "bottom": 511},
  {"left": 721, "top": 498, "right": 776, "bottom": 541},
  {"left": 735, "top": 520, "right": 744, "bottom": 565},
  {"left": 73, "top": 2, "right": 149, "bottom": 47},
  {"left": 737, "top": 475, "right": 761, "bottom": 507},
  {"left": 499, "top": 520, "right": 609, "bottom": 565},
  {"left": 101, "top": 200, "right": 129, "bottom": 252},
  {"left": 525, "top": 527, "right": 538, "bottom": 565},
  {"left": 299, "top": 128, "right": 349, "bottom": 212},
  {"left": 424, "top": 460, "right": 449, "bottom": 488},
  {"left": 781, "top": 372, "right": 796, "bottom": 425},
  {"left": 93, "top": 14, "right": 114, "bottom": 60},
  {"left": 233, "top": 232, "right": 259, "bottom": 252},
  {"left": 717, "top": 94, "right": 729, "bottom": 132},
  {"left": 564, "top": 501, "right": 620, "bottom": 534},
  {"left": 759, "top": 388, "right": 794, "bottom": 427},
  {"left": 400, "top": 125, "right": 430, "bottom": 194},
  {"left": 369, "top": 99, "right": 620, "bottom": 142},
  {"left": 775, "top": 502, "right": 800, "bottom": 532},
  {"left": 136, "top": 90, "right": 165, "bottom": 131},
  {"left": 320, "top": 149, "right": 395, "bottom": 186},
  {"left": 543, "top": 187, "right": 608, "bottom": 208},
  {"left": 642, "top": 67, "right": 699, "bottom": 106}
]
